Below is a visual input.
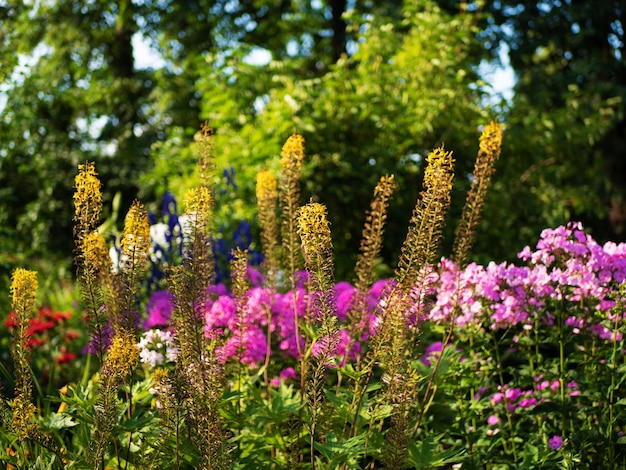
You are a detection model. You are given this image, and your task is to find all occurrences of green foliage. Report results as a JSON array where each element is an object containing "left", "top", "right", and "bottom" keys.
[
  {"left": 178, "top": 0, "right": 489, "bottom": 278},
  {"left": 471, "top": 0, "right": 626, "bottom": 263}
]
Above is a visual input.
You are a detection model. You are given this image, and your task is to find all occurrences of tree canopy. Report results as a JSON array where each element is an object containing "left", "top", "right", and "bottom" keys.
[
  {"left": 473, "top": 0, "right": 626, "bottom": 259},
  {"left": 1, "top": 0, "right": 624, "bottom": 292}
]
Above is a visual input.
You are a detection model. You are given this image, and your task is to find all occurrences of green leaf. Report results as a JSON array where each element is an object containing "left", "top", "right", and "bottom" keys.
[
  {"left": 407, "top": 435, "right": 465, "bottom": 469},
  {"left": 41, "top": 412, "right": 77, "bottom": 430}
]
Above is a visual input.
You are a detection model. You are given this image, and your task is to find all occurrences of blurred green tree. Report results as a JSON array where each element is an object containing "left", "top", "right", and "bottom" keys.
[
  {"left": 469, "top": 0, "right": 626, "bottom": 261},
  {"left": 151, "top": 0, "right": 491, "bottom": 279},
  {"left": 0, "top": 0, "right": 416, "bottom": 304}
]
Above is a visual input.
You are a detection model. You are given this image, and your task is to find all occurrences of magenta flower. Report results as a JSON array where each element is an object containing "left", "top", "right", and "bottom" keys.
[
  {"left": 144, "top": 289, "right": 175, "bottom": 329},
  {"left": 487, "top": 415, "right": 500, "bottom": 426},
  {"left": 548, "top": 435, "right": 563, "bottom": 450}
]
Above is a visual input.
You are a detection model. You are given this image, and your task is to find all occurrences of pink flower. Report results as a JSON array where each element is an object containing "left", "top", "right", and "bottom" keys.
[
  {"left": 548, "top": 435, "right": 563, "bottom": 450},
  {"left": 144, "top": 290, "right": 175, "bottom": 329},
  {"left": 280, "top": 367, "right": 297, "bottom": 381}
]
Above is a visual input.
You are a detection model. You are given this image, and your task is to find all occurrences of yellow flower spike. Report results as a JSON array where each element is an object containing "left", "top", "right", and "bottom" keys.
[
  {"left": 280, "top": 133, "right": 305, "bottom": 170},
  {"left": 10, "top": 269, "right": 38, "bottom": 313},
  {"left": 11, "top": 398, "right": 37, "bottom": 440},
  {"left": 185, "top": 186, "right": 212, "bottom": 216},
  {"left": 423, "top": 147, "right": 455, "bottom": 191},
  {"left": 354, "top": 175, "right": 396, "bottom": 292},
  {"left": 120, "top": 200, "right": 150, "bottom": 272},
  {"left": 82, "top": 231, "right": 112, "bottom": 273},
  {"left": 106, "top": 329, "right": 139, "bottom": 378},
  {"left": 256, "top": 170, "right": 277, "bottom": 201},
  {"left": 9, "top": 269, "right": 38, "bottom": 439},
  {"left": 452, "top": 121, "right": 503, "bottom": 266},
  {"left": 297, "top": 202, "right": 332, "bottom": 257},
  {"left": 73, "top": 162, "right": 102, "bottom": 233},
  {"left": 256, "top": 170, "right": 280, "bottom": 287},
  {"left": 479, "top": 121, "right": 503, "bottom": 159}
]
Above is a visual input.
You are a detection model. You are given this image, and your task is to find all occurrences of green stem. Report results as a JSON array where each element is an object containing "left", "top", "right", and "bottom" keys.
[
  {"left": 557, "top": 305, "right": 566, "bottom": 435},
  {"left": 607, "top": 309, "right": 620, "bottom": 466},
  {"left": 492, "top": 330, "right": 518, "bottom": 462}
]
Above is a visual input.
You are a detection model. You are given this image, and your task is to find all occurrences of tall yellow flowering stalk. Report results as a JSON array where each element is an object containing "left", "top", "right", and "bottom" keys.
[
  {"left": 117, "top": 200, "right": 150, "bottom": 331},
  {"left": 297, "top": 201, "right": 338, "bottom": 468},
  {"left": 279, "top": 133, "right": 305, "bottom": 287},
  {"left": 452, "top": 120, "right": 503, "bottom": 267},
  {"left": 348, "top": 175, "right": 396, "bottom": 354},
  {"left": 362, "top": 147, "right": 455, "bottom": 468},
  {"left": 168, "top": 126, "right": 230, "bottom": 470},
  {"left": 89, "top": 327, "right": 140, "bottom": 466},
  {"left": 372, "top": 147, "right": 455, "bottom": 374},
  {"left": 395, "top": 147, "right": 455, "bottom": 291},
  {"left": 278, "top": 133, "right": 307, "bottom": 385},
  {"left": 256, "top": 169, "right": 280, "bottom": 287},
  {"left": 411, "top": 122, "right": 503, "bottom": 442},
  {"left": 87, "top": 201, "right": 149, "bottom": 467},
  {"left": 73, "top": 162, "right": 111, "bottom": 361},
  {"left": 344, "top": 176, "right": 396, "bottom": 438},
  {"left": 8, "top": 269, "right": 39, "bottom": 440},
  {"left": 256, "top": 170, "right": 281, "bottom": 389}
]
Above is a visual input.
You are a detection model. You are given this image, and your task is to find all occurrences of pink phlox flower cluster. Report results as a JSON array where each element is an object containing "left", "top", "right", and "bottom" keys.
[
  {"left": 204, "top": 286, "right": 273, "bottom": 366},
  {"left": 272, "top": 287, "right": 308, "bottom": 358},
  {"left": 220, "top": 325, "right": 268, "bottom": 366},
  {"left": 491, "top": 384, "right": 539, "bottom": 414},
  {"left": 427, "top": 223, "right": 626, "bottom": 339},
  {"left": 269, "top": 367, "right": 298, "bottom": 387},
  {"left": 335, "top": 281, "right": 356, "bottom": 322},
  {"left": 489, "top": 378, "right": 581, "bottom": 425},
  {"left": 198, "top": 279, "right": 391, "bottom": 366}
]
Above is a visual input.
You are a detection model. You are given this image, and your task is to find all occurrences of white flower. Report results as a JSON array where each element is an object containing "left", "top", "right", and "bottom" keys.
[{"left": 137, "top": 329, "right": 179, "bottom": 367}]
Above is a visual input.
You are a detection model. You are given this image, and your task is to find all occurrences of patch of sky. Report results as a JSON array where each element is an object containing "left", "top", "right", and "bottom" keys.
[
  {"left": 478, "top": 42, "right": 516, "bottom": 105},
  {"left": 132, "top": 33, "right": 166, "bottom": 70}
]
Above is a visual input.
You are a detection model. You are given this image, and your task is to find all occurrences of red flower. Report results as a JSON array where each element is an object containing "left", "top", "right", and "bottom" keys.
[
  {"left": 56, "top": 346, "right": 77, "bottom": 365},
  {"left": 28, "top": 317, "right": 55, "bottom": 335},
  {"left": 64, "top": 331, "right": 79, "bottom": 341},
  {"left": 4, "top": 312, "right": 17, "bottom": 329},
  {"left": 53, "top": 311, "right": 71, "bottom": 322},
  {"left": 26, "top": 337, "right": 45, "bottom": 348},
  {"left": 5, "top": 309, "right": 76, "bottom": 350}
]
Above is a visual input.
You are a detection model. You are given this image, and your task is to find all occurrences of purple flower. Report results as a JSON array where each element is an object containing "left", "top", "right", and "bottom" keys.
[
  {"left": 487, "top": 415, "right": 500, "bottom": 426},
  {"left": 83, "top": 320, "right": 114, "bottom": 355},
  {"left": 420, "top": 342, "right": 444, "bottom": 366},
  {"left": 144, "top": 290, "right": 175, "bottom": 329},
  {"left": 280, "top": 367, "right": 297, "bottom": 381},
  {"left": 548, "top": 435, "right": 563, "bottom": 450},
  {"left": 335, "top": 281, "right": 356, "bottom": 321}
]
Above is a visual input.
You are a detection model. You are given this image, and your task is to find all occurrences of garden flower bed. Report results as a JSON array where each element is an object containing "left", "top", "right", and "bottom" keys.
[{"left": 2, "top": 124, "right": 626, "bottom": 469}]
